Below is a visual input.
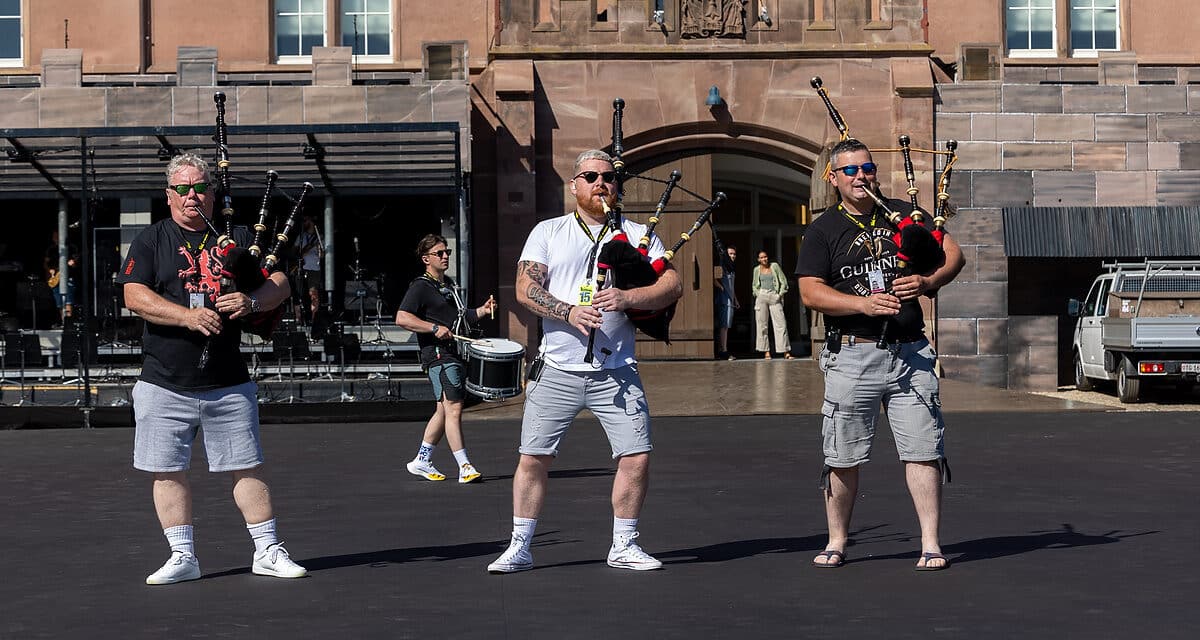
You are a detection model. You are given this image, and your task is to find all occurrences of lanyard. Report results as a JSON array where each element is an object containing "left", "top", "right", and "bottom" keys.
[
  {"left": 838, "top": 203, "right": 878, "bottom": 231},
  {"left": 839, "top": 203, "right": 883, "bottom": 260},
  {"left": 574, "top": 212, "right": 610, "bottom": 244},
  {"left": 183, "top": 230, "right": 210, "bottom": 256}
]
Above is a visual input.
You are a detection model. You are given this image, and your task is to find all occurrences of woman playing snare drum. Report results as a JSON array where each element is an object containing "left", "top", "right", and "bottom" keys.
[{"left": 395, "top": 234, "right": 496, "bottom": 483}]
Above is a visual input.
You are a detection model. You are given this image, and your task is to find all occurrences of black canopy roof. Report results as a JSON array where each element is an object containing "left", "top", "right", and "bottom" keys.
[{"left": 1, "top": 122, "right": 461, "bottom": 199}]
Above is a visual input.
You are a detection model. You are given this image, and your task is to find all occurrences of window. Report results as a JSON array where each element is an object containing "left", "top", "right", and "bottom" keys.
[
  {"left": 276, "top": 0, "right": 326, "bottom": 62},
  {"left": 1070, "top": 0, "right": 1118, "bottom": 56},
  {"left": 0, "top": 0, "right": 21, "bottom": 67},
  {"left": 1006, "top": 0, "right": 1055, "bottom": 57},
  {"left": 341, "top": 0, "right": 391, "bottom": 60}
]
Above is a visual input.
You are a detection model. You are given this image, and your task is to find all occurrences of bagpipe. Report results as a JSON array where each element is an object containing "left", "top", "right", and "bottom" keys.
[
  {"left": 811, "top": 76, "right": 960, "bottom": 346},
  {"left": 194, "top": 92, "right": 314, "bottom": 367},
  {"left": 583, "top": 98, "right": 727, "bottom": 362}
]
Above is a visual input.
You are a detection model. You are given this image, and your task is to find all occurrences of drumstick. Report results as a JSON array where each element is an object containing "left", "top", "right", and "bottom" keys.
[
  {"left": 453, "top": 334, "right": 486, "bottom": 344},
  {"left": 488, "top": 294, "right": 495, "bottom": 320}
]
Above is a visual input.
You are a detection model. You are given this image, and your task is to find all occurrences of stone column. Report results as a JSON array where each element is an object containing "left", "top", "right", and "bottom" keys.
[{"left": 491, "top": 60, "right": 539, "bottom": 354}]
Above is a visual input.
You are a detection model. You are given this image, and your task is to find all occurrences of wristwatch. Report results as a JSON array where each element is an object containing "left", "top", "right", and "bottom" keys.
[
  {"left": 248, "top": 295, "right": 260, "bottom": 313},
  {"left": 430, "top": 323, "right": 440, "bottom": 334}
]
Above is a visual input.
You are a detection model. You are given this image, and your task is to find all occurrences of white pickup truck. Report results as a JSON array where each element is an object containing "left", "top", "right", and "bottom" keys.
[{"left": 1070, "top": 260, "right": 1200, "bottom": 403}]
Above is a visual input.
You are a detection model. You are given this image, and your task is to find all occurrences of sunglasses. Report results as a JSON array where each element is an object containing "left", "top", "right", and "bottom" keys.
[
  {"left": 574, "top": 171, "right": 617, "bottom": 184},
  {"left": 426, "top": 249, "right": 452, "bottom": 258},
  {"left": 168, "top": 182, "right": 210, "bottom": 196},
  {"left": 832, "top": 163, "right": 877, "bottom": 177}
]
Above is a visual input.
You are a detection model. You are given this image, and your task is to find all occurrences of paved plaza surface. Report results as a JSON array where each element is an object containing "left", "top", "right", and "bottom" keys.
[{"left": 1, "top": 403, "right": 1197, "bottom": 639}]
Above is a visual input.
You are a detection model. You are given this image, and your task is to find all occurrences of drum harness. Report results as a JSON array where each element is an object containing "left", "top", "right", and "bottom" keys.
[{"left": 417, "top": 273, "right": 471, "bottom": 367}]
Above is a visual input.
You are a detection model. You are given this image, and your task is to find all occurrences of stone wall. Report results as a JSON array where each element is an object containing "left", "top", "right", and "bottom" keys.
[{"left": 934, "top": 79, "right": 1200, "bottom": 389}]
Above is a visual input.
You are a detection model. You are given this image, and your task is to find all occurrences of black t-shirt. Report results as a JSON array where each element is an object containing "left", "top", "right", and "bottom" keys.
[
  {"left": 795, "top": 198, "right": 926, "bottom": 339},
  {"left": 398, "top": 275, "right": 478, "bottom": 367},
  {"left": 117, "top": 220, "right": 255, "bottom": 392}
]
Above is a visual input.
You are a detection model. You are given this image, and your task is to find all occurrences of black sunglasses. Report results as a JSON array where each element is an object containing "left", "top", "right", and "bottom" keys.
[
  {"left": 426, "top": 249, "right": 452, "bottom": 258},
  {"left": 168, "top": 182, "right": 210, "bottom": 196},
  {"left": 574, "top": 171, "right": 617, "bottom": 184},
  {"left": 832, "top": 163, "right": 877, "bottom": 177}
]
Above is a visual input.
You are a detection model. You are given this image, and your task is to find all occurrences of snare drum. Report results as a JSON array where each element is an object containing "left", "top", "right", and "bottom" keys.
[{"left": 464, "top": 338, "right": 526, "bottom": 401}]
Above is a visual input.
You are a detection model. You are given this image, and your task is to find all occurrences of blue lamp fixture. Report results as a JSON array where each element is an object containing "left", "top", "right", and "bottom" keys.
[{"left": 705, "top": 86, "right": 723, "bottom": 106}]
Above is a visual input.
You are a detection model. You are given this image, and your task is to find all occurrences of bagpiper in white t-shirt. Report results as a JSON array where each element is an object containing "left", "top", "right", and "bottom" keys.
[{"left": 519, "top": 212, "right": 666, "bottom": 372}]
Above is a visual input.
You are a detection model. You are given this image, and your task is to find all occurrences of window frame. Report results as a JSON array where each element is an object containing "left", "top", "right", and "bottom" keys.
[
  {"left": 1005, "top": 0, "right": 1058, "bottom": 58},
  {"left": 1069, "top": 0, "right": 1120, "bottom": 58},
  {"left": 340, "top": 0, "right": 393, "bottom": 63},
  {"left": 275, "top": 0, "right": 328, "bottom": 65},
  {"left": 0, "top": 0, "right": 23, "bottom": 68}
]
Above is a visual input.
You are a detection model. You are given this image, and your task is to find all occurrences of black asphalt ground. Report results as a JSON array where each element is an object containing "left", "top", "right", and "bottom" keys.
[{"left": 1, "top": 411, "right": 1197, "bottom": 639}]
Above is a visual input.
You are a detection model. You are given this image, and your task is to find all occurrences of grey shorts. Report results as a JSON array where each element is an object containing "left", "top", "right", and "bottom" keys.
[
  {"left": 132, "top": 380, "right": 264, "bottom": 473},
  {"left": 428, "top": 360, "right": 466, "bottom": 402},
  {"left": 520, "top": 364, "right": 652, "bottom": 459},
  {"left": 817, "top": 337, "right": 945, "bottom": 467}
]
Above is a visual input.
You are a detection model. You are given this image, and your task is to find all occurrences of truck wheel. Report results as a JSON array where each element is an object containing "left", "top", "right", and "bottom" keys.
[
  {"left": 1117, "top": 364, "right": 1140, "bottom": 403},
  {"left": 1074, "top": 352, "right": 1095, "bottom": 391}
]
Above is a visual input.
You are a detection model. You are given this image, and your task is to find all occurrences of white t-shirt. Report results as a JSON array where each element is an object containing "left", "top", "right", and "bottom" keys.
[{"left": 519, "top": 212, "right": 667, "bottom": 371}]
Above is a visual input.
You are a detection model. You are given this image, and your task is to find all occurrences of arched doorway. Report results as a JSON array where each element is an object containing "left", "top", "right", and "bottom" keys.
[{"left": 620, "top": 145, "right": 814, "bottom": 359}]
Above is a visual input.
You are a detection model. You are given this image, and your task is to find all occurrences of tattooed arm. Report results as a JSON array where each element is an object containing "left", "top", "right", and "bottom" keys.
[{"left": 515, "top": 260, "right": 602, "bottom": 335}]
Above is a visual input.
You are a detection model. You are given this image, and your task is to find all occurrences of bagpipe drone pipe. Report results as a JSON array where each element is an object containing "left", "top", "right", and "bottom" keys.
[
  {"left": 582, "top": 99, "right": 727, "bottom": 361},
  {"left": 810, "top": 77, "right": 960, "bottom": 346},
  {"left": 195, "top": 92, "right": 315, "bottom": 367}
]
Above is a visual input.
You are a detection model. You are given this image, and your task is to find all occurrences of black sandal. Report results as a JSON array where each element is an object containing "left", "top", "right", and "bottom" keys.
[
  {"left": 812, "top": 549, "right": 846, "bottom": 568},
  {"left": 915, "top": 552, "right": 950, "bottom": 571}
]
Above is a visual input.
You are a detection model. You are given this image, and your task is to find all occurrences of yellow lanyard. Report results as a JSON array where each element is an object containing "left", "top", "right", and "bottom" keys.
[
  {"left": 838, "top": 203, "right": 878, "bottom": 231},
  {"left": 184, "top": 230, "right": 210, "bottom": 255},
  {"left": 574, "top": 212, "right": 610, "bottom": 244}
]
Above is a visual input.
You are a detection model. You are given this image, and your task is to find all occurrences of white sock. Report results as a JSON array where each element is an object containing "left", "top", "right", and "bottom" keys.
[
  {"left": 164, "top": 525, "right": 194, "bottom": 556},
  {"left": 513, "top": 517, "right": 537, "bottom": 544},
  {"left": 246, "top": 518, "right": 278, "bottom": 554},
  {"left": 417, "top": 442, "right": 435, "bottom": 462},
  {"left": 614, "top": 517, "right": 638, "bottom": 540},
  {"left": 452, "top": 448, "right": 470, "bottom": 466}
]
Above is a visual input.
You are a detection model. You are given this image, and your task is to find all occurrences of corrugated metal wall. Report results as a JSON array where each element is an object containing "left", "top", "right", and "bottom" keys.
[{"left": 1003, "top": 207, "right": 1200, "bottom": 258}]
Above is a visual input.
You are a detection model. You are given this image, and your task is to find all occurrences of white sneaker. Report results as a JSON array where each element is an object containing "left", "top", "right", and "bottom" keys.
[
  {"left": 458, "top": 462, "right": 482, "bottom": 484},
  {"left": 407, "top": 458, "right": 446, "bottom": 481},
  {"left": 252, "top": 542, "right": 308, "bottom": 579},
  {"left": 607, "top": 532, "right": 663, "bottom": 571},
  {"left": 487, "top": 534, "right": 533, "bottom": 573},
  {"left": 145, "top": 551, "right": 201, "bottom": 585}
]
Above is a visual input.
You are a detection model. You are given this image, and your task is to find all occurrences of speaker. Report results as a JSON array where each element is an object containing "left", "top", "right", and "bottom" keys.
[
  {"left": 3, "top": 333, "right": 42, "bottom": 366},
  {"left": 322, "top": 328, "right": 361, "bottom": 365}
]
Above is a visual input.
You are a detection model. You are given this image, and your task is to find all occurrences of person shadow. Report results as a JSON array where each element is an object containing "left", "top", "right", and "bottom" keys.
[
  {"left": 201, "top": 531, "right": 576, "bottom": 579},
  {"left": 533, "top": 524, "right": 896, "bottom": 571},
  {"left": 863, "top": 523, "right": 1157, "bottom": 565}
]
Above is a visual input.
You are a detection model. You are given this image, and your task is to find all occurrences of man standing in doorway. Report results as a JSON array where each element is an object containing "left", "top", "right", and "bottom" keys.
[{"left": 714, "top": 244, "right": 738, "bottom": 360}]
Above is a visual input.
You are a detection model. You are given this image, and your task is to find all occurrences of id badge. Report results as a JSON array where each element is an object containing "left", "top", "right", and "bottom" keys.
[
  {"left": 189, "top": 292, "right": 205, "bottom": 309},
  {"left": 867, "top": 268, "right": 886, "bottom": 294},
  {"left": 578, "top": 282, "right": 595, "bottom": 306}
]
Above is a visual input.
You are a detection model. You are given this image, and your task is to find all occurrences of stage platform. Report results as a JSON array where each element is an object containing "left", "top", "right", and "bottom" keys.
[{"left": 0, "top": 407, "right": 1197, "bottom": 638}]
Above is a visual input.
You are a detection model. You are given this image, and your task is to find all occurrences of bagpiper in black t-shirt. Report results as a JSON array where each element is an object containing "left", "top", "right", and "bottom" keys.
[
  {"left": 795, "top": 197, "right": 930, "bottom": 340},
  {"left": 117, "top": 220, "right": 256, "bottom": 392},
  {"left": 398, "top": 274, "right": 479, "bottom": 368}
]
